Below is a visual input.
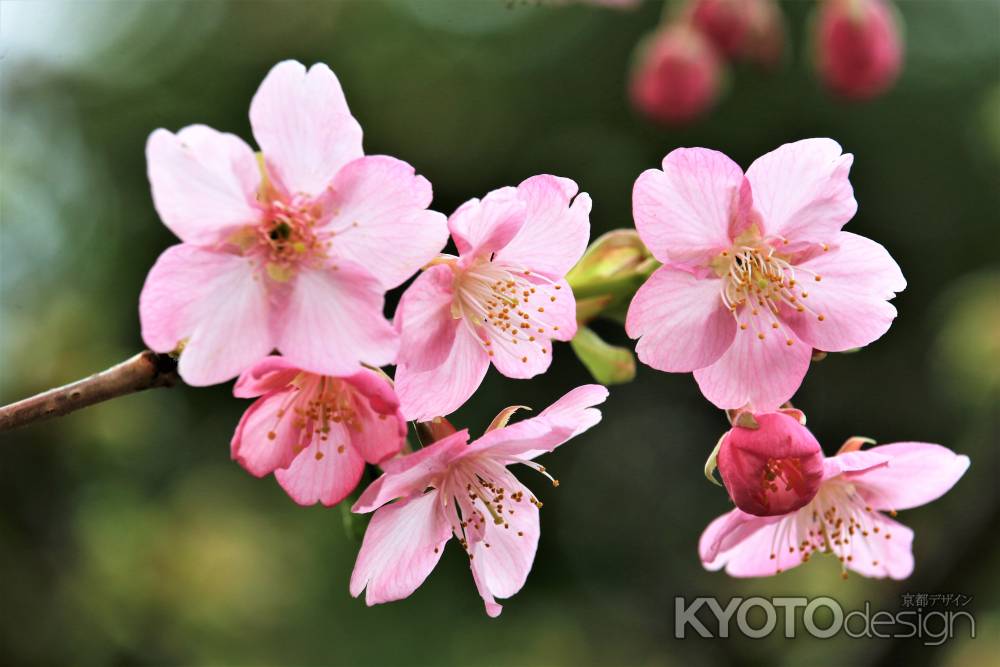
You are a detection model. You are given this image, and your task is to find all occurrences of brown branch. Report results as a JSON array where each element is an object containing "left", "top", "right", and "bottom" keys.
[{"left": 0, "top": 350, "right": 180, "bottom": 432}]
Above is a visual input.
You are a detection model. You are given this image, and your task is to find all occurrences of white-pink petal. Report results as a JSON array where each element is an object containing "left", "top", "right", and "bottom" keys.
[
  {"left": 276, "top": 262, "right": 398, "bottom": 377},
  {"left": 249, "top": 60, "right": 363, "bottom": 198},
  {"left": 493, "top": 175, "right": 591, "bottom": 279},
  {"left": 350, "top": 491, "right": 452, "bottom": 605},
  {"left": 395, "top": 325, "right": 490, "bottom": 421},
  {"left": 140, "top": 244, "right": 272, "bottom": 386},
  {"left": 146, "top": 125, "right": 261, "bottom": 245},
  {"left": 448, "top": 188, "right": 525, "bottom": 259},
  {"left": 394, "top": 265, "right": 458, "bottom": 373},
  {"left": 633, "top": 148, "right": 743, "bottom": 265},
  {"left": 850, "top": 442, "right": 970, "bottom": 512},
  {"left": 325, "top": 156, "right": 448, "bottom": 289},
  {"left": 626, "top": 267, "right": 735, "bottom": 372},
  {"left": 693, "top": 322, "right": 811, "bottom": 411},
  {"left": 745, "top": 138, "right": 856, "bottom": 243}
]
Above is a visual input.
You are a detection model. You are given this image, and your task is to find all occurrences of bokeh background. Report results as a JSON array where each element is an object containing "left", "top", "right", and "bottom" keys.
[{"left": 1, "top": 1, "right": 998, "bottom": 665}]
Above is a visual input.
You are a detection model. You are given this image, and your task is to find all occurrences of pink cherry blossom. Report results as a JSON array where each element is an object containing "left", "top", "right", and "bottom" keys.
[
  {"left": 717, "top": 411, "right": 825, "bottom": 516},
  {"left": 815, "top": 0, "right": 903, "bottom": 101},
  {"left": 393, "top": 175, "right": 591, "bottom": 421},
  {"left": 626, "top": 139, "right": 906, "bottom": 411},
  {"left": 140, "top": 60, "right": 448, "bottom": 386},
  {"left": 349, "top": 385, "right": 608, "bottom": 617},
  {"left": 700, "top": 439, "right": 969, "bottom": 579},
  {"left": 230, "top": 356, "right": 406, "bottom": 507}
]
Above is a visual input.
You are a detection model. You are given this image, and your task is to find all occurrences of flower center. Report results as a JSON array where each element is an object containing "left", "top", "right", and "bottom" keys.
[
  {"left": 266, "top": 374, "right": 361, "bottom": 458},
  {"left": 451, "top": 258, "right": 563, "bottom": 363},
  {"left": 752, "top": 456, "right": 812, "bottom": 513},
  {"left": 713, "top": 243, "right": 826, "bottom": 344}
]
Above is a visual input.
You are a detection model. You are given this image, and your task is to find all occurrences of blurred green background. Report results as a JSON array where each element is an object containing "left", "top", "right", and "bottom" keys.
[{"left": 1, "top": 1, "right": 998, "bottom": 665}]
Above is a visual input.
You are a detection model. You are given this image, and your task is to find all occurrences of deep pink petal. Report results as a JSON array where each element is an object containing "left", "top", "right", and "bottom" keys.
[
  {"left": 395, "top": 325, "right": 490, "bottom": 421},
  {"left": 274, "top": 422, "right": 365, "bottom": 506},
  {"left": 745, "top": 138, "right": 856, "bottom": 243},
  {"left": 633, "top": 148, "right": 744, "bottom": 265},
  {"left": 693, "top": 320, "right": 812, "bottom": 411},
  {"left": 230, "top": 390, "right": 299, "bottom": 476},
  {"left": 233, "top": 355, "right": 301, "bottom": 398},
  {"left": 626, "top": 267, "right": 735, "bottom": 372},
  {"left": 146, "top": 125, "right": 261, "bottom": 245},
  {"left": 352, "top": 430, "right": 471, "bottom": 513},
  {"left": 325, "top": 156, "right": 449, "bottom": 288},
  {"left": 782, "top": 231, "right": 905, "bottom": 352},
  {"left": 350, "top": 490, "right": 452, "bottom": 605},
  {"left": 849, "top": 443, "right": 970, "bottom": 511},
  {"left": 276, "top": 263, "right": 399, "bottom": 377},
  {"left": 468, "top": 465, "right": 540, "bottom": 605},
  {"left": 394, "top": 265, "right": 458, "bottom": 372},
  {"left": 448, "top": 188, "right": 526, "bottom": 259},
  {"left": 140, "top": 244, "right": 272, "bottom": 386},
  {"left": 347, "top": 386, "right": 406, "bottom": 466},
  {"left": 344, "top": 367, "right": 402, "bottom": 416},
  {"left": 249, "top": 60, "right": 363, "bottom": 197},
  {"left": 493, "top": 175, "right": 591, "bottom": 279}
]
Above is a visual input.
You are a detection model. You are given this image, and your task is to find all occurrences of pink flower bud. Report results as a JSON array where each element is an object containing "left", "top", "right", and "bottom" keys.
[
  {"left": 629, "top": 25, "right": 722, "bottom": 125},
  {"left": 689, "top": 0, "right": 784, "bottom": 66},
  {"left": 717, "top": 412, "right": 825, "bottom": 516},
  {"left": 815, "top": 0, "right": 903, "bottom": 100}
]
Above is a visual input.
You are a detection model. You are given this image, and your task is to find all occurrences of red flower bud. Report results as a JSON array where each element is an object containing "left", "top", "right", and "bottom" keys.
[
  {"left": 689, "top": 0, "right": 784, "bottom": 67},
  {"left": 717, "top": 412, "right": 825, "bottom": 516},
  {"left": 629, "top": 25, "right": 722, "bottom": 125},
  {"left": 815, "top": 0, "right": 903, "bottom": 100}
]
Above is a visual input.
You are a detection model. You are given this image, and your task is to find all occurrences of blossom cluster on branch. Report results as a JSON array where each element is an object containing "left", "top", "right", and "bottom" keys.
[{"left": 91, "top": 57, "right": 969, "bottom": 615}]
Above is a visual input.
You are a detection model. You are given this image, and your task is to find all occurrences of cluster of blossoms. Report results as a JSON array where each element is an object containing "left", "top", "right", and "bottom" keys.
[
  {"left": 139, "top": 60, "right": 966, "bottom": 615},
  {"left": 629, "top": 0, "right": 904, "bottom": 125},
  {"left": 140, "top": 60, "right": 605, "bottom": 616},
  {"left": 624, "top": 139, "right": 968, "bottom": 578}
]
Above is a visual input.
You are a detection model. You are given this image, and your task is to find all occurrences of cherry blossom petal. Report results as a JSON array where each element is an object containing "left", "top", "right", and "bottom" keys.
[
  {"left": 448, "top": 188, "right": 526, "bottom": 259},
  {"left": 233, "top": 355, "right": 301, "bottom": 398},
  {"left": 693, "top": 323, "right": 812, "bottom": 411},
  {"left": 352, "top": 430, "right": 471, "bottom": 513},
  {"left": 276, "top": 262, "right": 398, "bottom": 377},
  {"left": 146, "top": 125, "right": 261, "bottom": 245},
  {"left": 394, "top": 265, "right": 458, "bottom": 373},
  {"left": 230, "top": 390, "right": 299, "bottom": 476},
  {"left": 525, "top": 278, "right": 577, "bottom": 342},
  {"left": 633, "top": 148, "right": 744, "bottom": 265},
  {"left": 823, "top": 450, "right": 890, "bottom": 480},
  {"left": 470, "top": 564, "right": 504, "bottom": 618},
  {"left": 488, "top": 327, "right": 553, "bottom": 380},
  {"left": 468, "top": 466, "right": 540, "bottom": 604},
  {"left": 274, "top": 422, "right": 365, "bottom": 506},
  {"left": 745, "top": 138, "right": 856, "bottom": 243},
  {"left": 348, "top": 394, "right": 406, "bottom": 465},
  {"left": 466, "top": 384, "right": 608, "bottom": 461},
  {"left": 345, "top": 367, "right": 403, "bottom": 416},
  {"left": 249, "top": 60, "right": 363, "bottom": 197},
  {"left": 626, "top": 267, "right": 735, "bottom": 372},
  {"left": 350, "top": 490, "right": 452, "bottom": 606},
  {"left": 395, "top": 325, "right": 490, "bottom": 421},
  {"left": 324, "top": 156, "right": 448, "bottom": 288},
  {"left": 493, "top": 175, "right": 591, "bottom": 279},
  {"left": 140, "top": 244, "right": 272, "bottom": 386},
  {"left": 849, "top": 443, "right": 970, "bottom": 511},
  {"left": 783, "top": 232, "right": 904, "bottom": 352},
  {"left": 840, "top": 513, "right": 915, "bottom": 580},
  {"left": 699, "top": 509, "right": 794, "bottom": 576}
]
